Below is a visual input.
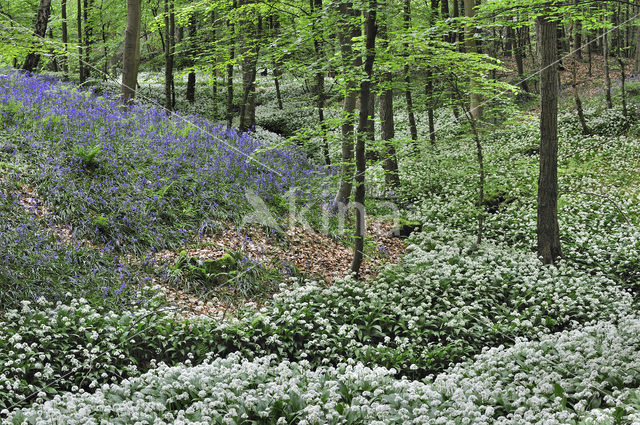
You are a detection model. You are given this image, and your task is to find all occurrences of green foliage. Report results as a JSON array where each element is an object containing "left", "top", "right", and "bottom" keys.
[{"left": 73, "top": 143, "right": 102, "bottom": 170}]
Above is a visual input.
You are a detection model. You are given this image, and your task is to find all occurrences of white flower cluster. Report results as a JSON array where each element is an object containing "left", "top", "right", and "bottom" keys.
[{"left": 10, "top": 316, "right": 640, "bottom": 424}]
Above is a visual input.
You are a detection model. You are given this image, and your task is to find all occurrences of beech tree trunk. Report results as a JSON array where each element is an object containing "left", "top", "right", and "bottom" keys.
[
  {"left": 603, "top": 30, "right": 613, "bottom": 109},
  {"left": 311, "top": 0, "right": 330, "bottom": 165},
  {"left": 351, "top": 0, "right": 377, "bottom": 276},
  {"left": 463, "top": 0, "right": 482, "bottom": 120},
  {"left": 164, "top": 0, "right": 175, "bottom": 111},
  {"left": 536, "top": 10, "right": 563, "bottom": 265},
  {"left": 379, "top": 2, "right": 400, "bottom": 189},
  {"left": 515, "top": 25, "right": 529, "bottom": 92},
  {"left": 22, "top": 0, "right": 52, "bottom": 72},
  {"left": 121, "top": 0, "right": 141, "bottom": 103},
  {"left": 635, "top": 0, "right": 640, "bottom": 73},
  {"left": 403, "top": 0, "right": 418, "bottom": 146},
  {"left": 83, "top": 0, "right": 92, "bottom": 78},
  {"left": 226, "top": 0, "right": 236, "bottom": 128},
  {"left": 185, "top": 14, "right": 197, "bottom": 103},
  {"left": 77, "top": 0, "right": 85, "bottom": 82},
  {"left": 334, "top": 0, "right": 360, "bottom": 206},
  {"left": 239, "top": 10, "right": 259, "bottom": 132},
  {"left": 61, "top": 0, "right": 69, "bottom": 76}
]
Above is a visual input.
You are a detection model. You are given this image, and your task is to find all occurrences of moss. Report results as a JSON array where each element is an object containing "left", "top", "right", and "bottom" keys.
[{"left": 392, "top": 219, "right": 423, "bottom": 239}]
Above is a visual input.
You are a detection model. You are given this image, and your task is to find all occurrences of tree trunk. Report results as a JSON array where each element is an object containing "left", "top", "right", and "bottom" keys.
[
  {"left": 452, "top": 0, "right": 460, "bottom": 43},
  {"left": 239, "top": 11, "right": 259, "bottom": 132},
  {"left": 635, "top": 0, "right": 640, "bottom": 73},
  {"left": 603, "top": 30, "right": 613, "bottom": 109},
  {"left": 619, "top": 56, "right": 628, "bottom": 116},
  {"left": 509, "top": 25, "right": 527, "bottom": 93},
  {"left": 440, "top": 0, "right": 448, "bottom": 17},
  {"left": 83, "top": 0, "right": 92, "bottom": 79},
  {"left": 463, "top": 0, "right": 482, "bottom": 120},
  {"left": 311, "top": 0, "right": 330, "bottom": 165},
  {"left": 22, "top": 0, "right": 52, "bottom": 72},
  {"left": 426, "top": 72, "right": 436, "bottom": 145},
  {"left": 61, "top": 0, "right": 69, "bottom": 76},
  {"left": 351, "top": 0, "right": 377, "bottom": 276},
  {"left": 380, "top": 86, "right": 400, "bottom": 189},
  {"left": 186, "top": 14, "right": 197, "bottom": 103},
  {"left": 164, "top": 0, "right": 175, "bottom": 111},
  {"left": 587, "top": 29, "right": 593, "bottom": 76},
  {"left": 536, "top": 10, "right": 563, "bottom": 265},
  {"left": 568, "top": 18, "right": 588, "bottom": 135},
  {"left": 121, "top": 0, "right": 141, "bottom": 103},
  {"left": 403, "top": 0, "right": 418, "bottom": 147},
  {"left": 379, "top": 2, "right": 400, "bottom": 189},
  {"left": 334, "top": 0, "right": 360, "bottom": 206},
  {"left": 226, "top": 0, "right": 236, "bottom": 128},
  {"left": 273, "top": 65, "right": 283, "bottom": 109},
  {"left": 574, "top": 0, "right": 582, "bottom": 60},
  {"left": 77, "top": 0, "right": 85, "bottom": 82}
]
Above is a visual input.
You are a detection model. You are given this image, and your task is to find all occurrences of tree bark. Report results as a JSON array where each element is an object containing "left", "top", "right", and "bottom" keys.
[
  {"left": 61, "top": 0, "right": 69, "bottom": 76},
  {"left": 463, "top": 0, "right": 482, "bottom": 120},
  {"left": 83, "top": 0, "right": 92, "bottom": 78},
  {"left": 403, "top": 0, "right": 418, "bottom": 147},
  {"left": 77, "top": 0, "right": 85, "bottom": 82},
  {"left": 226, "top": 0, "right": 236, "bottom": 128},
  {"left": 186, "top": 14, "right": 197, "bottom": 103},
  {"left": 22, "top": 0, "right": 52, "bottom": 72},
  {"left": 239, "top": 8, "right": 259, "bottom": 132},
  {"left": 351, "top": 0, "right": 377, "bottom": 276},
  {"left": 536, "top": 10, "right": 563, "bottom": 265},
  {"left": 635, "top": 0, "right": 640, "bottom": 73},
  {"left": 603, "top": 30, "right": 613, "bottom": 109},
  {"left": 379, "top": 2, "right": 400, "bottom": 189},
  {"left": 164, "top": 0, "right": 175, "bottom": 111},
  {"left": 334, "top": 0, "right": 360, "bottom": 206},
  {"left": 311, "top": 0, "right": 330, "bottom": 165},
  {"left": 121, "top": 0, "right": 141, "bottom": 103},
  {"left": 514, "top": 25, "right": 529, "bottom": 92}
]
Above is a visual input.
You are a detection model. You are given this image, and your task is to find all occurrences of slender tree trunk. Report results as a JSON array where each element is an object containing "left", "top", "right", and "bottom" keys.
[
  {"left": 380, "top": 86, "right": 400, "bottom": 189},
  {"left": 186, "top": 14, "right": 197, "bottom": 103},
  {"left": 273, "top": 65, "right": 283, "bottom": 109},
  {"left": 536, "top": 10, "right": 563, "bottom": 265},
  {"left": 574, "top": 0, "right": 582, "bottom": 60},
  {"left": 403, "top": 0, "right": 418, "bottom": 147},
  {"left": 239, "top": 10, "right": 259, "bottom": 132},
  {"left": 83, "top": 0, "right": 92, "bottom": 78},
  {"left": 334, "top": 0, "right": 360, "bottom": 206},
  {"left": 635, "top": 0, "right": 640, "bottom": 73},
  {"left": 271, "top": 16, "right": 284, "bottom": 110},
  {"left": 226, "top": 0, "right": 236, "bottom": 128},
  {"left": 619, "top": 56, "right": 628, "bottom": 116},
  {"left": 48, "top": 28, "right": 59, "bottom": 72},
  {"left": 121, "top": 0, "right": 141, "bottom": 103},
  {"left": 452, "top": 0, "right": 459, "bottom": 43},
  {"left": 604, "top": 30, "right": 613, "bottom": 109},
  {"left": 514, "top": 26, "right": 529, "bottom": 92},
  {"left": 22, "top": 0, "right": 52, "bottom": 72},
  {"left": 587, "top": 29, "right": 593, "bottom": 76},
  {"left": 164, "top": 0, "right": 175, "bottom": 111},
  {"left": 440, "top": 0, "right": 448, "bottom": 17},
  {"left": 311, "top": 0, "right": 330, "bottom": 165},
  {"left": 61, "top": 0, "right": 69, "bottom": 76},
  {"left": 426, "top": 72, "right": 436, "bottom": 145},
  {"left": 351, "top": 0, "right": 377, "bottom": 276},
  {"left": 379, "top": 2, "right": 400, "bottom": 189},
  {"left": 77, "top": 0, "right": 85, "bottom": 81},
  {"left": 463, "top": 0, "right": 482, "bottom": 120}
]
